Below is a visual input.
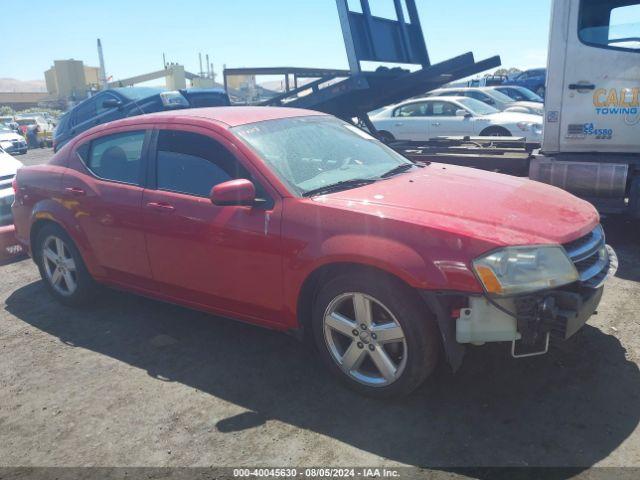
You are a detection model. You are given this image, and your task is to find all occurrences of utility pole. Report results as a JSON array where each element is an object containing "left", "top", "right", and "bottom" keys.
[{"left": 97, "top": 39, "right": 108, "bottom": 90}]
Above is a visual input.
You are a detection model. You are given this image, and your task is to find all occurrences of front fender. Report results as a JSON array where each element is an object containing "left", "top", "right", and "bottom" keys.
[{"left": 314, "top": 234, "right": 442, "bottom": 290}]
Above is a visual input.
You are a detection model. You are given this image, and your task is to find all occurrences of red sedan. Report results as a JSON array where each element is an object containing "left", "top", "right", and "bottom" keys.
[{"left": 12, "top": 107, "right": 615, "bottom": 397}]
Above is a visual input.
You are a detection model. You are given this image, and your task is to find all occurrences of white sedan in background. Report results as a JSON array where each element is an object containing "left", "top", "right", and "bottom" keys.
[
  {"left": 0, "top": 146, "right": 23, "bottom": 259},
  {"left": 371, "top": 96, "right": 543, "bottom": 143}
]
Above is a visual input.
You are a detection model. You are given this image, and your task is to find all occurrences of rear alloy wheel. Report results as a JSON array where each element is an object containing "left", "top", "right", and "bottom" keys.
[
  {"left": 313, "top": 273, "right": 439, "bottom": 398},
  {"left": 42, "top": 235, "right": 78, "bottom": 297},
  {"left": 36, "top": 224, "right": 97, "bottom": 306}
]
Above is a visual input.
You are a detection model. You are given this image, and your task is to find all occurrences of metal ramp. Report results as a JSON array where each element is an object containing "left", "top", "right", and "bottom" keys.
[{"left": 223, "top": 0, "right": 501, "bottom": 124}]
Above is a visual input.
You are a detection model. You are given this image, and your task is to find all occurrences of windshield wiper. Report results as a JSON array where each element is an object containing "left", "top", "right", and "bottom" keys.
[
  {"left": 302, "top": 179, "right": 378, "bottom": 197},
  {"left": 380, "top": 163, "right": 419, "bottom": 179}
]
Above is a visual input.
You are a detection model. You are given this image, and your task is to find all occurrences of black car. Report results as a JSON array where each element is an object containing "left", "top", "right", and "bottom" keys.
[{"left": 53, "top": 87, "right": 230, "bottom": 152}]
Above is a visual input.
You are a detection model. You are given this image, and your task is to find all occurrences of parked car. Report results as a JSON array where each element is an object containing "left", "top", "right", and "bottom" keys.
[
  {"left": 504, "top": 68, "right": 547, "bottom": 99},
  {"left": 427, "top": 87, "right": 544, "bottom": 116},
  {"left": 53, "top": 87, "right": 231, "bottom": 152},
  {"left": 0, "top": 146, "right": 23, "bottom": 260},
  {"left": 493, "top": 85, "right": 545, "bottom": 104},
  {"left": 13, "top": 107, "right": 616, "bottom": 397},
  {"left": 371, "top": 96, "right": 543, "bottom": 142},
  {"left": 14, "top": 116, "right": 54, "bottom": 147},
  {"left": 0, "top": 126, "right": 28, "bottom": 155}
]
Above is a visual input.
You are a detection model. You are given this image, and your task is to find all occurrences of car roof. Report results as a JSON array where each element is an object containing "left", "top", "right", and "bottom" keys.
[
  {"left": 97, "top": 106, "right": 328, "bottom": 129},
  {"left": 391, "top": 96, "right": 465, "bottom": 108}
]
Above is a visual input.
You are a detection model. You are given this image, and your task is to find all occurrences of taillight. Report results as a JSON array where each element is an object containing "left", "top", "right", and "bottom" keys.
[{"left": 12, "top": 177, "right": 18, "bottom": 194}]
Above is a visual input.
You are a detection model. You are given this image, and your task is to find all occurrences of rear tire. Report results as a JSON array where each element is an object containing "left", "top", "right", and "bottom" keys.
[
  {"left": 480, "top": 126, "right": 511, "bottom": 137},
  {"left": 35, "top": 224, "right": 97, "bottom": 306},
  {"left": 312, "top": 272, "right": 440, "bottom": 398}
]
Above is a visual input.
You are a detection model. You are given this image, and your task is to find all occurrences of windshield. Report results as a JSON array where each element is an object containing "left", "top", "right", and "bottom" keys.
[
  {"left": 233, "top": 116, "right": 412, "bottom": 196},
  {"left": 457, "top": 98, "right": 500, "bottom": 116},
  {"left": 15, "top": 119, "right": 36, "bottom": 126}
]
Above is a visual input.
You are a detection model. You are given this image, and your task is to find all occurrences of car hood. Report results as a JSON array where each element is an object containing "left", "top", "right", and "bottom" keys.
[
  {"left": 0, "top": 150, "right": 23, "bottom": 175},
  {"left": 314, "top": 165, "right": 598, "bottom": 247},
  {"left": 0, "top": 132, "right": 23, "bottom": 142},
  {"left": 506, "top": 101, "right": 544, "bottom": 113},
  {"left": 484, "top": 111, "right": 543, "bottom": 123}
]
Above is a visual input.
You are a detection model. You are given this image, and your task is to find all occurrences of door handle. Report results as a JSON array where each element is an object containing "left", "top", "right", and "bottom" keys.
[
  {"left": 432, "top": 122, "right": 441, "bottom": 127},
  {"left": 569, "top": 83, "right": 596, "bottom": 91},
  {"left": 394, "top": 122, "right": 404, "bottom": 127},
  {"left": 146, "top": 201, "right": 175, "bottom": 212},
  {"left": 65, "top": 187, "right": 86, "bottom": 196}
]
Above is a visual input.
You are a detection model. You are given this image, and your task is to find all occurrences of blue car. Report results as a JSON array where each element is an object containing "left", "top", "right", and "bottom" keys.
[
  {"left": 53, "top": 87, "right": 230, "bottom": 152},
  {"left": 504, "top": 69, "right": 546, "bottom": 99}
]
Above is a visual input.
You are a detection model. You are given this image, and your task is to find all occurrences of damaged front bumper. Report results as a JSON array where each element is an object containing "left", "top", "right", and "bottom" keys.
[
  {"left": 422, "top": 243, "right": 618, "bottom": 368},
  {"left": 456, "top": 284, "right": 605, "bottom": 358}
]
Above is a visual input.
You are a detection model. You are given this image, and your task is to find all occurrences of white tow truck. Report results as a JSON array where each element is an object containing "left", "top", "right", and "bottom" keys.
[{"left": 529, "top": 0, "right": 640, "bottom": 216}]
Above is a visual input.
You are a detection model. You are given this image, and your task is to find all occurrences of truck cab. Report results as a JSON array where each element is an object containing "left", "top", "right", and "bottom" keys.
[{"left": 533, "top": 0, "right": 640, "bottom": 216}]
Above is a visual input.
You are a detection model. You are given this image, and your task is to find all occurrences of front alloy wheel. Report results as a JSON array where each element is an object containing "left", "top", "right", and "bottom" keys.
[
  {"left": 42, "top": 235, "right": 78, "bottom": 296},
  {"left": 323, "top": 292, "right": 408, "bottom": 387},
  {"left": 312, "top": 272, "right": 440, "bottom": 398}
]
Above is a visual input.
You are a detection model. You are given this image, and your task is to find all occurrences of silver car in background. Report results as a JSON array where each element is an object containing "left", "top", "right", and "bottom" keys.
[{"left": 371, "top": 96, "right": 543, "bottom": 143}]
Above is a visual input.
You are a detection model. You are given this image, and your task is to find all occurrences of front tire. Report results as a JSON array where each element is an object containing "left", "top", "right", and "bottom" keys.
[
  {"left": 312, "top": 272, "right": 440, "bottom": 398},
  {"left": 35, "top": 224, "right": 96, "bottom": 306}
]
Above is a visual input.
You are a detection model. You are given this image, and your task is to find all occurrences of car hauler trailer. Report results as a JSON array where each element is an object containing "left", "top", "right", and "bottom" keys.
[
  {"left": 224, "top": 0, "right": 501, "bottom": 133},
  {"left": 226, "top": 0, "right": 640, "bottom": 217}
]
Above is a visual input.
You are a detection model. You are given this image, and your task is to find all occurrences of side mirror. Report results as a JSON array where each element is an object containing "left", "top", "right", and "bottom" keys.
[
  {"left": 456, "top": 109, "right": 471, "bottom": 118},
  {"left": 102, "top": 98, "right": 123, "bottom": 109},
  {"left": 211, "top": 179, "right": 256, "bottom": 206}
]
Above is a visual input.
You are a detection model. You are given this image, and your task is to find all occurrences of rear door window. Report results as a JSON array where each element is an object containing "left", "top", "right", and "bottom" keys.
[
  {"left": 579, "top": 0, "right": 640, "bottom": 52},
  {"left": 86, "top": 131, "right": 145, "bottom": 185},
  {"left": 393, "top": 102, "right": 429, "bottom": 117}
]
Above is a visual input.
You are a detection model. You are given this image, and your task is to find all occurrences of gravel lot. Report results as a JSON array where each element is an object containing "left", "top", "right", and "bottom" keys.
[{"left": 1, "top": 148, "right": 639, "bottom": 472}]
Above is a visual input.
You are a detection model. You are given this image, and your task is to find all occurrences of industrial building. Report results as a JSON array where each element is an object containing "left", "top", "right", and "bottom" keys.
[{"left": 44, "top": 59, "right": 101, "bottom": 101}]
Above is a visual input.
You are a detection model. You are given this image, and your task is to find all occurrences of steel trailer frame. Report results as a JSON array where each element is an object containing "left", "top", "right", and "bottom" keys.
[{"left": 223, "top": 0, "right": 501, "bottom": 125}]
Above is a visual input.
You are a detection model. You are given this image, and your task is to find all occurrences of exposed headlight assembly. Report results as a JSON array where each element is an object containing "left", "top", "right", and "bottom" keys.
[{"left": 473, "top": 246, "right": 579, "bottom": 296}]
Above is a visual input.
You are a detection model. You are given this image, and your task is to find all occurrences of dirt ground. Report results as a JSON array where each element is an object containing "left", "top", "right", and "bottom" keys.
[{"left": 1, "top": 148, "right": 639, "bottom": 473}]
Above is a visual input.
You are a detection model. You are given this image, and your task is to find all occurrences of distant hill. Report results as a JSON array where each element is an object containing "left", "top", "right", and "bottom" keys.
[{"left": 0, "top": 78, "right": 46, "bottom": 92}]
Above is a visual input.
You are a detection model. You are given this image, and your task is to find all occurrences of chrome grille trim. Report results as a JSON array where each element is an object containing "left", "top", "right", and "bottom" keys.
[
  {"left": 563, "top": 225, "right": 609, "bottom": 287},
  {"left": 563, "top": 225, "right": 605, "bottom": 262}
]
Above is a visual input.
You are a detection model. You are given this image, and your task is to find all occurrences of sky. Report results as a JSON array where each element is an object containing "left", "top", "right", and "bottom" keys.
[{"left": 1, "top": 0, "right": 552, "bottom": 83}]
